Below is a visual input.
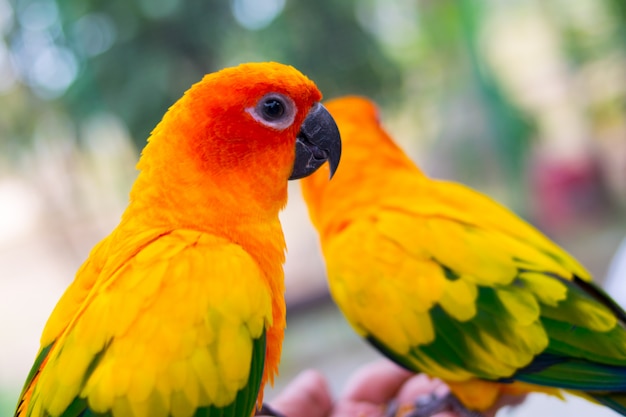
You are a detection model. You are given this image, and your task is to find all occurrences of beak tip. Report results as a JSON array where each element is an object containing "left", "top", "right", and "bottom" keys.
[{"left": 327, "top": 150, "right": 341, "bottom": 180}]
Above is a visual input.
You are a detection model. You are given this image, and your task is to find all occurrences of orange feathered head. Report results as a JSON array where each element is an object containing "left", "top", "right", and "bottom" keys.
[
  {"left": 132, "top": 62, "right": 341, "bottom": 226},
  {"left": 144, "top": 62, "right": 340, "bottom": 180}
]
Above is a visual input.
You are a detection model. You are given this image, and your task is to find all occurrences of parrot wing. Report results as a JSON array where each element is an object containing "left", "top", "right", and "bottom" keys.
[
  {"left": 323, "top": 178, "right": 626, "bottom": 390},
  {"left": 16, "top": 229, "right": 272, "bottom": 417}
]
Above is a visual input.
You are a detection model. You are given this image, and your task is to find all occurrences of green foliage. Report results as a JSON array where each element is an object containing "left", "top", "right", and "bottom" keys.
[
  {"left": 5, "top": 0, "right": 402, "bottom": 149},
  {"left": 2, "top": 0, "right": 625, "bottom": 192}
]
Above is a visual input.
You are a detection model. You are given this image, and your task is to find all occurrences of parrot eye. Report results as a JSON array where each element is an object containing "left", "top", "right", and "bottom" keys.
[
  {"left": 262, "top": 99, "right": 285, "bottom": 120},
  {"left": 247, "top": 93, "right": 296, "bottom": 131}
]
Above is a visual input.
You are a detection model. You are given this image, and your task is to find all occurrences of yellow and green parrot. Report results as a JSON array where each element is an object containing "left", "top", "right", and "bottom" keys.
[
  {"left": 301, "top": 96, "right": 626, "bottom": 416},
  {"left": 14, "top": 62, "right": 341, "bottom": 417}
]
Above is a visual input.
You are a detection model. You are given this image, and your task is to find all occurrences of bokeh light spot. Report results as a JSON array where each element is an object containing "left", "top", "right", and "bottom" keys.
[
  {"left": 72, "top": 13, "right": 117, "bottom": 57},
  {"left": 30, "top": 45, "right": 78, "bottom": 99},
  {"left": 231, "top": 0, "right": 285, "bottom": 30},
  {"left": 18, "top": 0, "right": 59, "bottom": 32}
]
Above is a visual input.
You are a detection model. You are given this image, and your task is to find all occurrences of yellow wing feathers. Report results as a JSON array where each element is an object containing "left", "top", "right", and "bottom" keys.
[
  {"left": 415, "top": 180, "right": 589, "bottom": 280},
  {"left": 321, "top": 186, "right": 585, "bottom": 378},
  {"left": 301, "top": 96, "right": 626, "bottom": 414},
  {"left": 27, "top": 230, "right": 272, "bottom": 417}
]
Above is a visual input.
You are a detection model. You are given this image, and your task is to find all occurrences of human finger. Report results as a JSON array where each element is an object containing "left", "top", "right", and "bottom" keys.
[
  {"left": 261, "top": 370, "right": 332, "bottom": 417},
  {"left": 341, "top": 360, "right": 414, "bottom": 403}
]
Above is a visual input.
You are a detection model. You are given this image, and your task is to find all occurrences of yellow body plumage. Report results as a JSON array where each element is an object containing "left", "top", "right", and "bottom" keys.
[
  {"left": 301, "top": 96, "right": 626, "bottom": 415},
  {"left": 15, "top": 62, "right": 341, "bottom": 417},
  {"left": 32, "top": 231, "right": 271, "bottom": 417}
]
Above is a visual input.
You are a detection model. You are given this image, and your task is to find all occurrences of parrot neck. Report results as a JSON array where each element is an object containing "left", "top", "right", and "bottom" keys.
[
  {"left": 116, "top": 137, "right": 289, "bottom": 283},
  {"left": 305, "top": 137, "right": 426, "bottom": 240}
]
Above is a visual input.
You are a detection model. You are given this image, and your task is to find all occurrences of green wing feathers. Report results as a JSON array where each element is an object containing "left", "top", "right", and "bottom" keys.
[
  {"left": 14, "top": 344, "right": 54, "bottom": 416},
  {"left": 326, "top": 189, "right": 626, "bottom": 409}
]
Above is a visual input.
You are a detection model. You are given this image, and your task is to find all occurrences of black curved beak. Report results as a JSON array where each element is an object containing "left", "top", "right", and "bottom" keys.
[{"left": 289, "top": 103, "right": 341, "bottom": 180}]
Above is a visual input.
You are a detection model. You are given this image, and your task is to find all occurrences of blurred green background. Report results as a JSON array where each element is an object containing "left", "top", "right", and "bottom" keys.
[{"left": 1, "top": 0, "right": 625, "bottom": 415}]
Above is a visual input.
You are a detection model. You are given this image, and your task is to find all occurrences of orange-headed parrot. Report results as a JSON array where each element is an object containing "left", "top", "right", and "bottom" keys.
[
  {"left": 14, "top": 62, "right": 341, "bottom": 417},
  {"left": 301, "top": 95, "right": 626, "bottom": 416}
]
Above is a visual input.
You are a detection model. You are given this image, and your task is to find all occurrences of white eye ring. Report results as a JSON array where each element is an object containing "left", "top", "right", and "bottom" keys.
[{"left": 246, "top": 93, "right": 297, "bottom": 131}]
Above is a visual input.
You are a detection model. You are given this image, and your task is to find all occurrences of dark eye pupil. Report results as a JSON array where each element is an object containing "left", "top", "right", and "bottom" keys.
[{"left": 262, "top": 99, "right": 284, "bottom": 120}]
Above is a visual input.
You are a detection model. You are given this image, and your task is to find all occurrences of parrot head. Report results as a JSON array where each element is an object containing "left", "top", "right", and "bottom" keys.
[
  {"left": 146, "top": 62, "right": 340, "bottom": 182},
  {"left": 207, "top": 62, "right": 341, "bottom": 181},
  {"left": 132, "top": 62, "right": 342, "bottom": 226},
  {"left": 326, "top": 95, "right": 381, "bottom": 128}
]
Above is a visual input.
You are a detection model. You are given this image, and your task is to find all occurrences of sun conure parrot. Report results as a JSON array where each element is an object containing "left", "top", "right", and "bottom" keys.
[
  {"left": 14, "top": 62, "right": 341, "bottom": 417},
  {"left": 300, "top": 95, "right": 626, "bottom": 417}
]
